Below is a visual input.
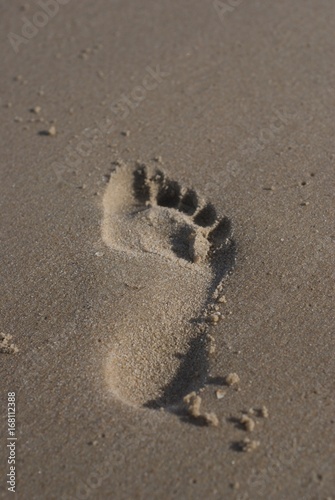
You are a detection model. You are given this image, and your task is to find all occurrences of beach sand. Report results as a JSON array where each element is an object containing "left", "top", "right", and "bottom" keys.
[{"left": 1, "top": 0, "right": 334, "bottom": 498}]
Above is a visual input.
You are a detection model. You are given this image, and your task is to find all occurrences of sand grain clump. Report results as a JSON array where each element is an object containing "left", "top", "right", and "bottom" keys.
[
  {"left": 215, "top": 389, "right": 226, "bottom": 399},
  {"left": 240, "top": 415, "right": 255, "bottom": 432},
  {"left": 183, "top": 392, "right": 219, "bottom": 427},
  {"left": 225, "top": 373, "right": 240, "bottom": 386},
  {"left": 241, "top": 438, "right": 260, "bottom": 452},
  {"left": 183, "top": 392, "right": 202, "bottom": 418},
  {"left": 48, "top": 125, "right": 57, "bottom": 136},
  {"left": 260, "top": 405, "right": 269, "bottom": 418},
  {"left": 0, "top": 333, "right": 18, "bottom": 354}
]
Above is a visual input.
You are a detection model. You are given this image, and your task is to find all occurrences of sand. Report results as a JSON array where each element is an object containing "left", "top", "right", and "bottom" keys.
[{"left": 1, "top": 0, "right": 334, "bottom": 499}]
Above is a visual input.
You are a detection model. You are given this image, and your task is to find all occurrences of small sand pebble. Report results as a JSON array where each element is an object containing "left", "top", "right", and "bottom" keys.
[
  {"left": 260, "top": 405, "right": 269, "bottom": 418},
  {"left": 0, "top": 333, "right": 18, "bottom": 354},
  {"left": 209, "top": 344, "right": 216, "bottom": 355},
  {"left": 215, "top": 389, "right": 226, "bottom": 400},
  {"left": 31, "top": 106, "right": 41, "bottom": 114},
  {"left": 208, "top": 314, "right": 220, "bottom": 324},
  {"left": 217, "top": 295, "right": 227, "bottom": 303},
  {"left": 183, "top": 392, "right": 202, "bottom": 418},
  {"left": 241, "top": 438, "right": 260, "bottom": 452},
  {"left": 48, "top": 125, "right": 57, "bottom": 136},
  {"left": 203, "top": 412, "right": 219, "bottom": 427},
  {"left": 240, "top": 415, "right": 255, "bottom": 432},
  {"left": 95, "top": 251, "right": 104, "bottom": 257},
  {"left": 184, "top": 392, "right": 219, "bottom": 427},
  {"left": 87, "top": 440, "right": 98, "bottom": 446},
  {"left": 121, "top": 130, "right": 130, "bottom": 137},
  {"left": 225, "top": 373, "right": 240, "bottom": 386},
  {"left": 231, "top": 482, "right": 240, "bottom": 490}
]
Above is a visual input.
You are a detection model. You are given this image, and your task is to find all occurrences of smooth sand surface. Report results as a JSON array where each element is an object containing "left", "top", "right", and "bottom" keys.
[{"left": 1, "top": 1, "right": 334, "bottom": 499}]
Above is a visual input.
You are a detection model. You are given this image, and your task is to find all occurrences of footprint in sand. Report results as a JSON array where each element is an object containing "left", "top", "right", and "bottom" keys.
[{"left": 102, "top": 162, "right": 235, "bottom": 410}]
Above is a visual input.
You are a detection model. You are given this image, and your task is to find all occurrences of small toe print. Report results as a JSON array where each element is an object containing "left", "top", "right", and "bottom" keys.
[
  {"left": 156, "top": 178, "right": 181, "bottom": 208},
  {"left": 178, "top": 189, "right": 198, "bottom": 215},
  {"left": 193, "top": 203, "right": 217, "bottom": 227},
  {"left": 208, "top": 217, "right": 232, "bottom": 246},
  {"left": 133, "top": 166, "right": 150, "bottom": 203}
]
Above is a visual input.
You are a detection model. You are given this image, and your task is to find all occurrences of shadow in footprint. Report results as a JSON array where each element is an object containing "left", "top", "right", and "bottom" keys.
[
  {"left": 207, "top": 375, "right": 228, "bottom": 386},
  {"left": 179, "top": 189, "right": 198, "bottom": 215},
  {"left": 194, "top": 202, "right": 217, "bottom": 227},
  {"left": 227, "top": 416, "right": 245, "bottom": 430},
  {"left": 170, "top": 225, "right": 194, "bottom": 262},
  {"left": 144, "top": 333, "right": 209, "bottom": 409},
  {"left": 133, "top": 165, "right": 150, "bottom": 203},
  {"left": 230, "top": 441, "right": 245, "bottom": 453}
]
